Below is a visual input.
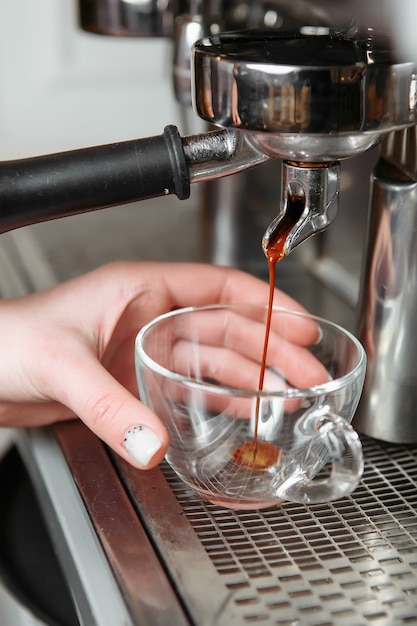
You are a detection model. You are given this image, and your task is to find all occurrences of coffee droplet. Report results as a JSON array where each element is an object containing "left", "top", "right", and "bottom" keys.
[{"left": 232, "top": 441, "right": 280, "bottom": 471}]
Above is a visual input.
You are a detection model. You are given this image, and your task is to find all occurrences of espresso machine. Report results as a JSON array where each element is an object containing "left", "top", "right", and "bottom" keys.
[
  {"left": 0, "top": 0, "right": 416, "bottom": 443},
  {"left": 2, "top": 1, "right": 417, "bottom": 625}
]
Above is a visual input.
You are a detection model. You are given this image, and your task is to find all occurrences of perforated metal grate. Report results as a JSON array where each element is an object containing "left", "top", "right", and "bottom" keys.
[{"left": 160, "top": 436, "right": 417, "bottom": 625}]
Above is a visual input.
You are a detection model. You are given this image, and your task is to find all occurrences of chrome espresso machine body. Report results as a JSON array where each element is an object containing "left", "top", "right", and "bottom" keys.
[{"left": 3, "top": 2, "right": 417, "bottom": 625}]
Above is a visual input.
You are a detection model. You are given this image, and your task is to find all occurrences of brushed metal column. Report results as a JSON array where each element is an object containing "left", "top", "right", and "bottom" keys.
[{"left": 355, "top": 154, "right": 417, "bottom": 443}]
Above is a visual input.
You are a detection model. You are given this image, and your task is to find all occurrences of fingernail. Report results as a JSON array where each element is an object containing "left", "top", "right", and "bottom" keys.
[
  {"left": 263, "top": 369, "right": 286, "bottom": 391},
  {"left": 123, "top": 425, "right": 162, "bottom": 467},
  {"left": 313, "top": 324, "right": 323, "bottom": 345}
]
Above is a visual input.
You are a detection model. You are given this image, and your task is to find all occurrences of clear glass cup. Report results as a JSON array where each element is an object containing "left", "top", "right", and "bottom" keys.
[{"left": 136, "top": 305, "right": 366, "bottom": 510}]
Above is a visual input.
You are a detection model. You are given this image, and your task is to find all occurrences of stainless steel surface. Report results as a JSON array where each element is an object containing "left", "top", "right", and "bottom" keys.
[
  {"left": 54, "top": 422, "right": 189, "bottom": 626},
  {"left": 183, "top": 128, "right": 275, "bottom": 183},
  {"left": 354, "top": 156, "right": 417, "bottom": 443},
  {"left": 173, "top": 11, "right": 205, "bottom": 107},
  {"left": 78, "top": 0, "right": 176, "bottom": 37},
  {"left": 173, "top": 1, "right": 225, "bottom": 107},
  {"left": 262, "top": 161, "right": 339, "bottom": 257},
  {"left": 16, "top": 427, "right": 135, "bottom": 626},
  {"left": 380, "top": 126, "right": 417, "bottom": 182},
  {"left": 192, "top": 28, "right": 417, "bottom": 161},
  {"left": 28, "top": 419, "right": 417, "bottom": 626},
  {"left": 130, "top": 436, "right": 417, "bottom": 626}
]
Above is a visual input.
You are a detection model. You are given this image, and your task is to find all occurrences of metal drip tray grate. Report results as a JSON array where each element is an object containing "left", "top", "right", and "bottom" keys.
[{"left": 152, "top": 436, "right": 417, "bottom": 625}]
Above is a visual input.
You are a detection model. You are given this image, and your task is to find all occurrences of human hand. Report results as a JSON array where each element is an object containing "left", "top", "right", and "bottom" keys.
[{"left": 0, "top": 261, "right": 308, "bottom": 469}]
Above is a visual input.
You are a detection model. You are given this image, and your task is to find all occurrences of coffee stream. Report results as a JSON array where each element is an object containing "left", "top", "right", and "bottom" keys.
[{"left": 232, "top": 195, "right": 305, "bottom": 471}]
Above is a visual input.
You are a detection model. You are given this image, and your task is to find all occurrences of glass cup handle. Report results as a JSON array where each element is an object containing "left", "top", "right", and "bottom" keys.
[{"left": 277, "top": 408, "right": 364, "bottom": 505}]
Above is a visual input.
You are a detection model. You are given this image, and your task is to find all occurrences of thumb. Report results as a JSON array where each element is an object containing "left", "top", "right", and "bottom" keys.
[{"left": 57, "top": 355, "right": 169, "bottom": 469}]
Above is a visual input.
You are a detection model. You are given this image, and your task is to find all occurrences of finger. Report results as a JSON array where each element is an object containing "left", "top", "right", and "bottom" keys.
[
  {"left": 171, "top": 342, "right": 262, "bottom": 417},
  {"left": 158, "top": 262, "right": 308, "bottom": 312},
  {"left": 166, "top": 308, "right": 326, "bottom": 387},
  {"left": 53, "top": 350, "right": 169, "bottom": 470},
  {"left": 161, "top": 338, "right": 325, "bottom": 416},
  {"left": 24, "top": 261, "right": 310, "bottom": 353},
  {"left": 51, "top": 262, "right": 312, "bottom": 370},
  {"left": 0, "top": 401, "right": 75, "bottom": 428},
  {"left": 171, "top": 342, "right": 299, "bottom": 416},
  {"left": 170, "top": 308, "right": 319, "bottom": 356},
  {"left": 92, "top": 261, "right": 307, "bottom": 323},
  {"left": 171, "top": 340, "right": 318, "bottom": 392}
]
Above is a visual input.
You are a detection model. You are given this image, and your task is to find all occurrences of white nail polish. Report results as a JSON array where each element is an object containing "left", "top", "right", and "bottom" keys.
[{"left": 123, "top": 425, "right": 162, "bottom": 467}]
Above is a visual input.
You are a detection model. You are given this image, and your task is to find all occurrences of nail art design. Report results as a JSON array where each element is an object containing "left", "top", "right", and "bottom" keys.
[{"left": 123, "top": 425, "right": 162, "bottom": 467}]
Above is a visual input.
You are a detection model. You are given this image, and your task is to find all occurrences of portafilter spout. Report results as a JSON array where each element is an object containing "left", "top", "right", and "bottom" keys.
[
  {"left": 192, "top": 27, "right": 417, "bottom": 254},
  {"left": 262, "top": 161, "right": 339, "bottom": 258}
]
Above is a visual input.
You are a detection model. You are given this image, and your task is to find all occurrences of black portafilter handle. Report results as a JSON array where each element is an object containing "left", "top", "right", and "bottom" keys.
[{"left": 0, "top": 125, "right": 190, "bottom": 234}]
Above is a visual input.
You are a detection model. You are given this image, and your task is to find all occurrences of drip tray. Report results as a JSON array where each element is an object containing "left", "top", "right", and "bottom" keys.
[{"left": 117, "top": 435, "right": 417, "bottom": 626}]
